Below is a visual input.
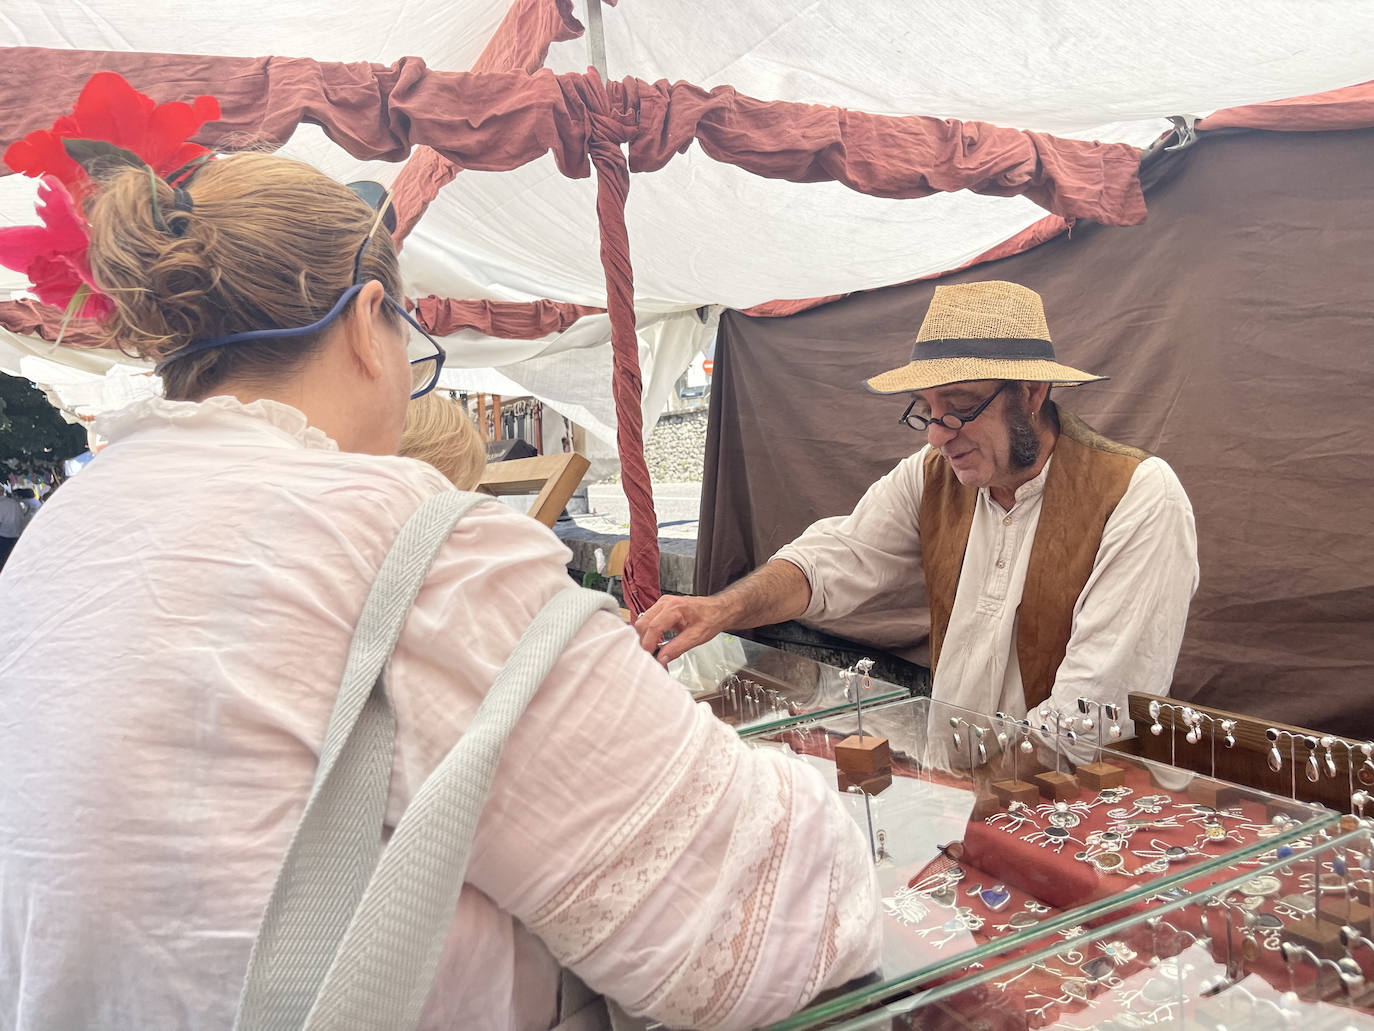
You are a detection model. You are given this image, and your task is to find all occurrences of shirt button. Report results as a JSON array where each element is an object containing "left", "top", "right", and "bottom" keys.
[
  {"left": 1002, "top": 516, "right": 1012, "bottom": 526},
  {"left": 996, "top": 560, "right": 1006, "bottom": 569}
]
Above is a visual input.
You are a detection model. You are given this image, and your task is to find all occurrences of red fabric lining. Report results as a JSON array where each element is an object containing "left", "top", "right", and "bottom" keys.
[
  {"left": 741, "top": 81, "right": 1374, "bottom": 321},
  {"left": 0, "top": 50, "right": 1148, "bottom": 230},
  {"left": 0, "top": 46, "right": 1148, "bottom": 608},
  {"left": 413, "top": 296, "right": 602, "bottom": 338},
  {"left": 1200, "top": 79, "right": 1374, "bottom": 132},
  {"left": 0, "top": 297, "right": 104, "bottom": 349},
  {"left": 389, "top": 0, "right": 587, "bottom": 241}
]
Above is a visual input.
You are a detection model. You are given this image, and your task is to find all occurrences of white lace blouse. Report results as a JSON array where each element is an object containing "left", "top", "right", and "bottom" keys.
[{"left": 0, "top": 396, "right": 881, "bottom": 1031}]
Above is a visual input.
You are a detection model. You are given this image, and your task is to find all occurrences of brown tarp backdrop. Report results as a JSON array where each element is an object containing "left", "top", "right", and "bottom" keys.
[{"left": 699, "top": 127, "right": 1374, "bottom": 736}]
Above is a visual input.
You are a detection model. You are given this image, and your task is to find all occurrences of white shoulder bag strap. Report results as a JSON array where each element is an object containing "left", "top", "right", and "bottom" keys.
[{"left": 235, "top": 490, "right": 617, "bottom": 1031}]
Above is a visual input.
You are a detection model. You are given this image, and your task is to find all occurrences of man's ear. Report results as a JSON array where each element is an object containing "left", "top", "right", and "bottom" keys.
[
  {"left": 1027, "top": 380, "right": 1051, "bottom": 413},
  {"left": 347, "top": 280, "right": 391, "bottom": 380}
]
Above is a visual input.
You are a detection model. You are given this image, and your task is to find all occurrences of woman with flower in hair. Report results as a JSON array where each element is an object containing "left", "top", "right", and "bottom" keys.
[{"left": 0, "top": 74, "right": 880, "bottom": 1031}]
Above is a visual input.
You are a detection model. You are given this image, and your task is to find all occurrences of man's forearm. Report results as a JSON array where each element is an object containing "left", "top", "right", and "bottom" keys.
[{"left": 715, "top": 559, "right": 813, "bottom": 630}]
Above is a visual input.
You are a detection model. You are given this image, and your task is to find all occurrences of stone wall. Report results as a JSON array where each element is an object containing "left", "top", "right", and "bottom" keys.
[{"left": 640, "top": 407, "right": 709, "bottom": 481}]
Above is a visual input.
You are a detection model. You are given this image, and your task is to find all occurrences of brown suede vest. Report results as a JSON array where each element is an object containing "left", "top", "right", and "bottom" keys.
[{"left": 919, "top": 404, "right": 1148, "bottom": 710}]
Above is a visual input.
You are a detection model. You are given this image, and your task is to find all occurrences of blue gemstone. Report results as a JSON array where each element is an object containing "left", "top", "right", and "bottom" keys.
[
  {"left": 1335, "top": 857, "right": 1349, "bottom": 875},
  {"left": 1277, "top": 846, "right": 1295, "bottom": 860},
  {"left": 980, "top": 887, "right": 1011, "bottom": 910}
]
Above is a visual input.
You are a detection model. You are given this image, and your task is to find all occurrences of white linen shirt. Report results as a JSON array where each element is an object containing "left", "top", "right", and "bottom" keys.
[
  {"left": 774, "top": 443, "right": 1199, "bottom": 739},
  {"left": 0, "top": 396, "right": 881, "bottom": 1031}
]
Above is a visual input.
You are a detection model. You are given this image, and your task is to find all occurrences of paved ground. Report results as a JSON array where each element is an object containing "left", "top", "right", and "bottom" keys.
[{"left": 582, "top": 481, "right": 703, "bottom": 539}]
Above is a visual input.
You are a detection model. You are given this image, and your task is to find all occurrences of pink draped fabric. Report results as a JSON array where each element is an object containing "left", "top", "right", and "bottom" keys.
[
  {"left": 388, "top": 0, "right": 589, "bottom": 241},
  {"left": 0, "top": 45, "right": 1151, "bottom": 607},
  {"left": 413, "top": 296, "right": 601, "bottom": 337}
]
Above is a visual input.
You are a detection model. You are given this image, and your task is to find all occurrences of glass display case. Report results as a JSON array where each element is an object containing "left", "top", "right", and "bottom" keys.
[
  {"left": 667, "top": 633, "right": 908, "bottom": 735},
  {"left": 738, "top": 695, "right": 1341, "bottom": 1030},
  {"left": 806, "top": 821, "right": 1374, "bottom": 1030}
]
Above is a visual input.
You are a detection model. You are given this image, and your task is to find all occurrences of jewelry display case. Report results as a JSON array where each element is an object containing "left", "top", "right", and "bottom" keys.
[
  {"left": 740, "top": 695, "right": 1340, "bottom": 1030},
  {"left": 667, "top": 633, "right": 908, "bottom": 735},
  {"left": 800, "top": 822, "right": 1374, "bottom": 1030}
]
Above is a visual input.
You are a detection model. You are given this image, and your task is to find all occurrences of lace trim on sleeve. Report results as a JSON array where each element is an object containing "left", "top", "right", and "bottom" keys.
[
  {"left": 629, "top": 752, "right": 795, "bottom": 1028},
  {"left": 525, "top": 705, "right": 738, "bottom": 964}
]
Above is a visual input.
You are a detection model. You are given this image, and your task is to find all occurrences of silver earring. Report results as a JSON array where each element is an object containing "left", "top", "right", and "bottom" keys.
[
  {"left": 1306, "top": 737, "right": 1320, "bottom": 783},
  {"left": 1322, "top": 737, "right": 1338, "bottom": 779},
  {"left": 1266, "top": 728, "right": 1283, "bottom": 773}
]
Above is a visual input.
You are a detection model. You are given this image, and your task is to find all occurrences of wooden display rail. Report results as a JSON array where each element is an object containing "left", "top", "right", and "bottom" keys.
[{"left": 1120, "top": 693, "right": 1369, "bottom": 810}]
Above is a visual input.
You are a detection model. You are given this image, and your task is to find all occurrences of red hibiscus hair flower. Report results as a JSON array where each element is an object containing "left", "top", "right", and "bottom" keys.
[
  {"left": 0, "top": 72, "right": 220, "bottom": 332},
  {"left": 0, "top": 177, "right": 116, "bottom": 321},
  {"left": 4, "top": 71, "right": 220, "bottom": 193}
]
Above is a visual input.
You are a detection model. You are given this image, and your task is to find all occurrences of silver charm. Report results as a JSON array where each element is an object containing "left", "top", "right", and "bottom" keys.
[
  {"left": 965, "top": 882, "right": 1012, "bottom": 912},
  {"left": 912, "top": 905, "right": 985, "bottom": 947},
  {"left": 1130, "top": 838, "right": 1195, "bottom": 866},
  {"left": 1023, "top": 825, "right": 1082, "bottom": 853},
  {"left": 1266, "top": 727, "right": 1284, "bottom": 772},
  {"left": 1322, "top": 736, "right": 1338, "bottom": 779},
  {"left": 1148, "top": 697, "right": 1163, "bottom": 736},
  {"left": 1305, "top": 735, "right": 1321, "bottom": 783},
  {"left": 881, "top": 886, "right": 930, "bottom": 926},
  {"left": 987, "top": 800, "right": 1039, "bottom": 833}
]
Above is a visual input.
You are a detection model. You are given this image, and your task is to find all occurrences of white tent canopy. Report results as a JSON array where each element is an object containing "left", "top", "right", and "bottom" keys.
[{"left": 3, "top": 1, "right": 1373, "bottom": 454}]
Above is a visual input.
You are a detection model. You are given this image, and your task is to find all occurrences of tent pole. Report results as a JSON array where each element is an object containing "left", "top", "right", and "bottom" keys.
[{"left": 583, "top": 0, "right": 609, "bottom": 79}]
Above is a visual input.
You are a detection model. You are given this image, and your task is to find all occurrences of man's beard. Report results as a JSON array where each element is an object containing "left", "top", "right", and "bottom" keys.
[{"left": 1007, "top": 395, "right": 1041, "bottom": 469}]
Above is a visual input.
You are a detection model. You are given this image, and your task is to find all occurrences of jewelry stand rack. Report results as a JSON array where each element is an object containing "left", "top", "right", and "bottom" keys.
[{"left": 1121, "top": 693, "right": 1371, "bottom": 815}]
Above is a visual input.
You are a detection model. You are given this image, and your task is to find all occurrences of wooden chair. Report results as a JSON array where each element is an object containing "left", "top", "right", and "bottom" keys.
[
  {"left": 603, "top": 540, "right": 633, "bottom": 624},
  {"left": 474, "top": 452, "right": 590, "bottom": 528}
]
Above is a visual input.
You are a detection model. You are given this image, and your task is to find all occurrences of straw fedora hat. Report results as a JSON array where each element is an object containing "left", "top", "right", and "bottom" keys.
[{"left": 864, "top": 281, "right": 1107, "bottom": 394}]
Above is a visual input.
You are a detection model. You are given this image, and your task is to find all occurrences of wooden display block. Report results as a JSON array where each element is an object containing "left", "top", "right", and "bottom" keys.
[
  {"left": 1284, "top": 914, "right": 1345, "bottom": 959},
  {"left": 1033, "top": 770, "right": 1080, "bottom": 800},
  {"left": 1351, "top": 881, "right": 1374, "bottom": 907},
  {"left": 834, "top": 735, "right": 891, "bottom": 777},
  {"left": 1078, "top": 761, "right": 1126, "bottom": 791},
  {"left": 990, "top": 778, "right": 1039, "bottom": 807},
  {"left": 1316, "top": 895, "right": 1373, "bottom": 927},
  {"left": 836, "top": 769, "right": 892, "bottom": 796},
  {"left": 1186, "top": 778, "right": 1244, "bottom": 810},
  {"left": 970, "top": 793, "right": 1002, "bottom": 821}
]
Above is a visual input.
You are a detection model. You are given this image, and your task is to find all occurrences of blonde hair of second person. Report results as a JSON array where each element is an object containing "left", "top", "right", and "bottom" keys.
[{"left": 398, "top": 392, "right": 485, "bottom": 490}]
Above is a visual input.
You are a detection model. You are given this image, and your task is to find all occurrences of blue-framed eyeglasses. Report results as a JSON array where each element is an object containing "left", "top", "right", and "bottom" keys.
[
  {"left": 159, "top": 181, "right": 445, "bottom": 400},
  {"left": 899, "top": 381, "right": 1008, "bottom": 432}
]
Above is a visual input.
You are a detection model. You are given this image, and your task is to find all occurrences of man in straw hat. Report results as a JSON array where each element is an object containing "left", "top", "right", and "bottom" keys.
[{"left": 637, "top": 281, "right": 1198, "bottom": 729}]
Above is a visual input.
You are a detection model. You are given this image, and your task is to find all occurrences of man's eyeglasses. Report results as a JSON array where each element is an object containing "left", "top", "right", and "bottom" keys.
[
  {"left": 347, "top": 181, "right": 444, "bottom": 400},
  {"left": 898, "top": 381, "right": 1008, "bottom": 432}
]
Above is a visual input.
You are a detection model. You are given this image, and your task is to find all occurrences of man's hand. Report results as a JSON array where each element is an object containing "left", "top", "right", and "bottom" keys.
[{"left": 635, "top": 594, "right": 730, "bottom": 666}]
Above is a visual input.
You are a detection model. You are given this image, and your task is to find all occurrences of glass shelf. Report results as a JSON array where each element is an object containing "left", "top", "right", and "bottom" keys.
[
  {"left": 744, "top": 696, "right": 1339, "bottom": 1030},
  {"left": 815, "top": 822, "right": 1374, "bottom": 1030},
  {"left": 667, "top": 633, "right": 908, "bottom": 736}
]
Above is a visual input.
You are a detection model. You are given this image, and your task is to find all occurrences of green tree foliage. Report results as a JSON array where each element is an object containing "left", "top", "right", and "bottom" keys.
[{"left": 0, "top": 372, "right": 88, "bottom": 478}]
